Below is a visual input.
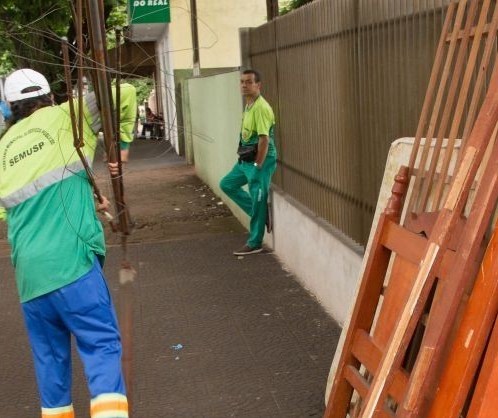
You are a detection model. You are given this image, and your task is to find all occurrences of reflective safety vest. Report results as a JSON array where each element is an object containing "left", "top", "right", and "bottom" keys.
[{"left": 0, "top": 86, "right": 136, "bottom": 302}]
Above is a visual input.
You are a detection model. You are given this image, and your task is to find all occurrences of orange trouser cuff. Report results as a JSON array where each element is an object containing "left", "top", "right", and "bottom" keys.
[{"left": 41, "top": 404, "right": 74, "bottom": 418}]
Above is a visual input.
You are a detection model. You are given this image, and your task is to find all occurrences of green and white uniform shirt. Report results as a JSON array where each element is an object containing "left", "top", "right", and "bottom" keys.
[
  {"left": 0, "top": 87, "right": 136, "bottom": 302},
  {"left": 240, "top": 95, "right": 277, "bottom": 158},
  {"left": 116, "top": 83, "right": 137, "bottom": 150}
]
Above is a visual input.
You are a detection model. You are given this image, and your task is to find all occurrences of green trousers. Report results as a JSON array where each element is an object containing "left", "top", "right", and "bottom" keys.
[{"left": 220, "top": 155, "right": 277, "bottom": 248}]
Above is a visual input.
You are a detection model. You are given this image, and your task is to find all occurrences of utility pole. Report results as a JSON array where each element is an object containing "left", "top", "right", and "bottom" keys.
[
  {"left": 190, "top": 0, "right": 200, "bottom": 76},
  {"left": 266, "top": 0, "right": 279, "bottom": 20}
]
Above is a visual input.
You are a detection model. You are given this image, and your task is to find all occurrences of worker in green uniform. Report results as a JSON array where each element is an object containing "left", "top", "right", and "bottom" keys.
[
  {"left": 0, "top": 68, "right": 136, "bottom": 418},
  {"left": 220, "top": 69, "right": 277, "bottom": 255}
]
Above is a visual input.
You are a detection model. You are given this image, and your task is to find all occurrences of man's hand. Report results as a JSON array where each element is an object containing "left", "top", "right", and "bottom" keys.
[
  {"left": 95, "top": 194, "right": 114, "bottom": 221},
  {"left": 96, "top": 195, "right": 111, "bottom": 212},
  {"left": 108, "top": 162, "right": 120, "bottom": 176}
]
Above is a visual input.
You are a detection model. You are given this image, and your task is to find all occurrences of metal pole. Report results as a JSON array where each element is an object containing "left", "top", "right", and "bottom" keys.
[
  {"left": 190, "top": 0, "right": 200, "bottom": 76},
  {"left": 266, "top": 0, "right": 279, "bottom": 20},
  {"left": 115, "top": 27, "right": 123, "bottom": 169},
  {"left": 86, "top": 0, "right": 130, "bottom": 235}
]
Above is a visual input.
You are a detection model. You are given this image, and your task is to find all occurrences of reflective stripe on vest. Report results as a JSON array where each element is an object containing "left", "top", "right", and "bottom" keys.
[{"left": 0, "top": 159, "right": 88, "bottom": 209}]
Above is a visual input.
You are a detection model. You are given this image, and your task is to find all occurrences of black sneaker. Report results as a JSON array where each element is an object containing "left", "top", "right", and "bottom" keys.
[{"left": 233, "top": 245, "right": 263, "bottom": 256}]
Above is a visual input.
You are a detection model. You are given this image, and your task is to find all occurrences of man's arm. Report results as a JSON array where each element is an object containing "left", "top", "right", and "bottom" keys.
[
  {"left": 253, "top": 102, "right": 274, "bottom": 167},
  {"left": 118, "top": 83, "right": 138, "bottom": 163},
  {"left": 82, "top": 83, "right": 137, "bottom": 162},
  {"left": 255, "top": 135, "right": 269, "bottom": 167}
]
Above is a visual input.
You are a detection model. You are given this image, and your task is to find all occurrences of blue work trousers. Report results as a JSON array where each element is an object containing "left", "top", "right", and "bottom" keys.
[{"left": 21, "top": 259, "right": 126, "bottom": 410}]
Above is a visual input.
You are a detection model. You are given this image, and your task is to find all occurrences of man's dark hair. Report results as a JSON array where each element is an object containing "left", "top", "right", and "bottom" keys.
[
  {"left": 1, "top": 95, "right": 52, "bottom": 138},
  {"left": 9, "top": 95, "right": 52, "bottom": 124},
  {"left": 242, "top": 69, "right": 261, "bottom": 83}
]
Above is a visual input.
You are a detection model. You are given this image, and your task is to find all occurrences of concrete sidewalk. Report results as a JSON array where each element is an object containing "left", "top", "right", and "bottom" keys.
[{"left": 0, "top": 140, "right": 341, "bottom": 417}]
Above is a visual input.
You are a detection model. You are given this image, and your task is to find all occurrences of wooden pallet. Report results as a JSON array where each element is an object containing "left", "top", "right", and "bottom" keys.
[{"left": 324, "top": 1, "right": 498, "bottom": 416}]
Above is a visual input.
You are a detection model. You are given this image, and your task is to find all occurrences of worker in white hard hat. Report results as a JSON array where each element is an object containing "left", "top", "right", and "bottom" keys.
[{"left": 0, "top": 68, "right": 136, "bottom": 418}]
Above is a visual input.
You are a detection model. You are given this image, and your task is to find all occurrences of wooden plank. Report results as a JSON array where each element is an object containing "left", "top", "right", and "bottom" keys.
[
  {"left": 380, "top": 221, "right": 426, "bottom": 265},
  {"left": 427, "top": 222, "right": 498, "bottom": 418},
  {"left": 466, "top": 316, "right": 498, "bottom": 418},
  {"left": 445, "top": 22, "right": 494, "bottom": 41},
  {"left": 343, "top": 366, "right": 396, "bottom": 418},
  {"left": 344, "top": 365, "right": 369, "bottom": 399},
  {"left": 381, "top": 219, "right": 456, "bottom": 273},
  {"left": 351, "top": 330, "right": 409, "bottom": 404},
  {"left": 371, "top": 258, "right": 419, "bottom": 349}
]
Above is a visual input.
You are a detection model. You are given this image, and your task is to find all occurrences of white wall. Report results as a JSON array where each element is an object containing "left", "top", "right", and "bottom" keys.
[
  {"left": 157, "top": 27, "right": 179, "bottom": 152},
  {"left": 183, "top": 71, "right": 242, "bottom": 188},
  {"left": 169, "top": 0, "right": 267, "bottom": 69},
  {"left": 271, "top": 189, "right": 363, "bottom": 322}
]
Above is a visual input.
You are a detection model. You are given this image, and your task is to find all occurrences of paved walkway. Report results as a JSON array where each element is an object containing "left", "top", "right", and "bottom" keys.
[{"left": 0, "top": 140, "right": 341, "bottom": 417}]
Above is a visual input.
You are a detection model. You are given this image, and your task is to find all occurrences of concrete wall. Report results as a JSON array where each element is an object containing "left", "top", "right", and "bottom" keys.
[
  {"left": 182, "top": 70, "right": 249, "bottom": 227},
  {"left": 271, "top": 189, "right": 363, "bottom": 322},
  {"left": 169, "top": 0, "right": 267, "bottom": 70}
]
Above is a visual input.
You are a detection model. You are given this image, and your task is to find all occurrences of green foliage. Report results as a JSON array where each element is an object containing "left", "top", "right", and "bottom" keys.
[
  {"left": 279, "top": 0, "right": 315, "bottom": 15},
  {"left": 126, "top": 78, "right": 155, "bottom": 105},
  {"left": 0, "top": 0, "right": 71, "bottom": 86},
  {"left": 106, "top": 0, "right": 128, "bottom": 49},
  {"left": 0, "top": 0, "right": 129, "bottom": 94},
  {"left": 0, "top": 51, "right": 13, "bottom": 76}
]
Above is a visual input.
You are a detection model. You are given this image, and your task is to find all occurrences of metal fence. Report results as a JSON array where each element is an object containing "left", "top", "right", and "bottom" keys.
[{"left": 245, "top": 0, "right": 452, "bottom": 246}]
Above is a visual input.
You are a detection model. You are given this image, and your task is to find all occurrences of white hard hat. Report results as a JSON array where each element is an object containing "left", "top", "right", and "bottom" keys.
[{"left": 4, "top": 69, "right": 51, "bottom": 102}]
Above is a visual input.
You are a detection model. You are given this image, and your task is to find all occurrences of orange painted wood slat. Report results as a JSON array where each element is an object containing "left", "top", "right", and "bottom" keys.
[
  {"left": 427, "top": 222, "right": 498, "bottom": 418},
  {"left": 351, "top": 330, "right": 409, "bottom": 404},
  {"left": 343, "top": 366, "right": 396, "bottom": 418},
  {"left": 466, "top": 316, "right": 498, "bottom": 418}
]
